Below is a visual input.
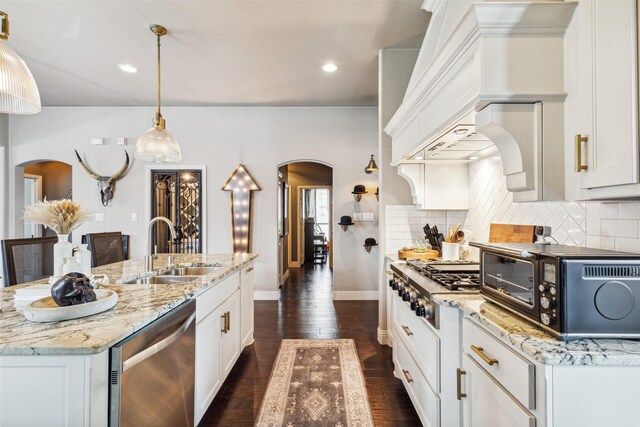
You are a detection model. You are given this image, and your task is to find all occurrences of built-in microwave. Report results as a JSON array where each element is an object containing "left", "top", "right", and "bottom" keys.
[{"left": 471, "top": 242, "right": 640, "bottom": 340}]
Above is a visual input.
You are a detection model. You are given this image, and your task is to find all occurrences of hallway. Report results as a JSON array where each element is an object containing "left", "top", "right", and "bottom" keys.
[{"left": 198, "top": 263, "right": 421, "bottom": 426}]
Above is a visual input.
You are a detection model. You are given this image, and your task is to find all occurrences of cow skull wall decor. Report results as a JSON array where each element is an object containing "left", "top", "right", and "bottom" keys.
[{"left": 74, "top": 150, "right": 130, "bottom": 206}]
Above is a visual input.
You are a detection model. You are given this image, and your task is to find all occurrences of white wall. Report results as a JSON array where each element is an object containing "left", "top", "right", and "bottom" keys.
[{"left": 7, "top": 107, "right": 379, "bottom": 296}]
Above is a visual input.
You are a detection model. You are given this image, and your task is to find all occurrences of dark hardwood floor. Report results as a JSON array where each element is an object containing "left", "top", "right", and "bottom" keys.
[{"left": 198, "top": 262, "right": 422, "bottom": 426}]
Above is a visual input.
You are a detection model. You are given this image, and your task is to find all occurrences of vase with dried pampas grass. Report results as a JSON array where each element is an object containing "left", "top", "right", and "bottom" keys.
[{"left": 23, "top": 199, "right": 93, "bottom": 276}]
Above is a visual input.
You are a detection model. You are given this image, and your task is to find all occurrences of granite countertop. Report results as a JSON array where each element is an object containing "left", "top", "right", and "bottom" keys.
[
  {"left": 433, "top": 294, "right": 640, "bottom": 366},
  {"left": 0, "top": 253, "right": 257, "bottom": 356}
]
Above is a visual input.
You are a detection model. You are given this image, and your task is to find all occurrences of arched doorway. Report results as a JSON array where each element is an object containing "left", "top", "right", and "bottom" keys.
[
  {"left": 16, "top": 160, "right": 72, "bottom": 238},
  {"left": 277, "top": 160, "right": 333, "bottom": 289}
]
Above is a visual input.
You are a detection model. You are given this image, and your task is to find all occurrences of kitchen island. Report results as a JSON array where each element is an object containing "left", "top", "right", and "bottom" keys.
[{"left": 0, "top": 253, "right": 257, "bottom": 427}]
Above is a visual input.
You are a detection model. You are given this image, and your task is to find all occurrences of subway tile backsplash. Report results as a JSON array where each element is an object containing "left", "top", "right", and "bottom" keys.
[{"left": 386, "top": 157, "right": 640, "bottom": 255}]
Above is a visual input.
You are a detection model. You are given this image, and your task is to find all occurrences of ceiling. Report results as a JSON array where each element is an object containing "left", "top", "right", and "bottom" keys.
[{"left": 3, "top": 1, "right": 428, "bottom": 107}]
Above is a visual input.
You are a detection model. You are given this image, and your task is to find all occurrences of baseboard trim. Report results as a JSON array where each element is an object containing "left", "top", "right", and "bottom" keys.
[
  {"left": 254, "top": 291, "right": 279, "bottom": 300},
  {"left": 377, "top": 327, "right": 389, "bottom": 346},
  {"left": 333, "top": 291, "right": 379, "bottom": 301}
]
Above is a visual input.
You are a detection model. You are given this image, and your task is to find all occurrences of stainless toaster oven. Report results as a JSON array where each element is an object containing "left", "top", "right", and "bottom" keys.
[{"left": 471, "top": 242, "right": 640, "bottom": 340}]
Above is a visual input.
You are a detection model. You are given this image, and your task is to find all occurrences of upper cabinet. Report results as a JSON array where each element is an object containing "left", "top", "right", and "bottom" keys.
[
  {"left": 565, "top": 0, "right": 640, "bottom": 200},
  {"left": 385, "top": 0, "right": 577, "bottom": 208}
]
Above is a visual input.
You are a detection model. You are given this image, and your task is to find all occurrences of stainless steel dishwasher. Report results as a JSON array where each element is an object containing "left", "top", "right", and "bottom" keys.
[{"left": 110, "top": 299, "right": 196, "bottom": 427}]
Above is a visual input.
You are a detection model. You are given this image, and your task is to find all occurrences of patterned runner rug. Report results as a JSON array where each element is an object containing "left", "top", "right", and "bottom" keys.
[{"left": 256, "top": 339, "right": 375, "bottom": 427}]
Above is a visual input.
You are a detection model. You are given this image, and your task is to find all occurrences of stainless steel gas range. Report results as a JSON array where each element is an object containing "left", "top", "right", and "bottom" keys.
[{"left": 390, "top": 260, "right": 481, "bottom": 329}]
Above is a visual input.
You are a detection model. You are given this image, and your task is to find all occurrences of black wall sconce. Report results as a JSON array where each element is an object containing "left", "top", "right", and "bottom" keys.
[
  {"left": 352, "top": 184, "right": 367, "bottom": 202},
  {"left": 364, "top": 154, "right": 378, "bottom": 174},
  {"left": 375, "top": 187, "right": 379, "bottom": 201},
  {"left": 364, "top": 237, "right": 378, "bottom": 253}
]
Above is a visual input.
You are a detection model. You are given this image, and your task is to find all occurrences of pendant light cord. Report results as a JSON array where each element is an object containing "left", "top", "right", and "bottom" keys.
[{"left": 156, "top": 32, "right": 161, "bottom": 117}]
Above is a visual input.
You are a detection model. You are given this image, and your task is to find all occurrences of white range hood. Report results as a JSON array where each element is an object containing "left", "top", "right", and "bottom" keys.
[{"left": 385, "top": 0, "right": 577, "bottom": 204}]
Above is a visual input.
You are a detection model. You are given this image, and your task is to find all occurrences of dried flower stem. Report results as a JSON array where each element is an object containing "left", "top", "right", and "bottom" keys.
[{"left": 23, "top": 200, "right": 93, "bottom": 235}]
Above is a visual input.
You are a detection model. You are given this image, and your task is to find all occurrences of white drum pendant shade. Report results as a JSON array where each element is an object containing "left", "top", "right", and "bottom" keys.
[
  {"left": 0, "top": 40, "right": 41, "bottom": 114},
  {"left": 135, "top": 126, "right": 181, "bottom": 163}
]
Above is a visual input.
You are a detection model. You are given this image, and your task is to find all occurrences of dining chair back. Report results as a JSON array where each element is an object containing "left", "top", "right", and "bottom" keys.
[{"left": 1, "top": 236, "right": 57, "bottom": 287}]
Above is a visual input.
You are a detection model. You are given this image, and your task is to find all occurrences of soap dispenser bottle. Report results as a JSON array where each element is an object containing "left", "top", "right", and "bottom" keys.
[{"left": 75, "top": 244, "right": 93, "bottom": 276}]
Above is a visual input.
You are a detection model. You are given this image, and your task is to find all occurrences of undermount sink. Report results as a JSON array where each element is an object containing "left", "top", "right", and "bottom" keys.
[
  {"left": 119, "top": 275, "right": 201, "bottom": 285},
  {"left": 163, "top": 266, "right": 222, "bottom": 276}
]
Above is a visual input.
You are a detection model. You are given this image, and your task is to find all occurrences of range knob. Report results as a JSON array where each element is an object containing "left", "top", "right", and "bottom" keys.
[
  {"left": 541, "top": 312, "right": 555, "bottom": 325},
  {"left": 389, "top": 279, "right": 395, "bottom": 288},
  {"left": 422, "top": 301, "right": 435, "bottom": 319},
  {"left": 402, "top": 289, "right": 411, "bottom": 301},
  {"left": 392, "top": 280, "right": 400, "bottom": 291},
  {"left": 397, "top": 285, "right": 405, "bottom": 296},
  {"left": 538, "top": 284, "right": 547, "bottom": 293},
  {"left": 540, "top": 296, "right": 553, "bottom": 310},
  {"left": 415, "top": 298, "right": 426, "bottom": 316}
]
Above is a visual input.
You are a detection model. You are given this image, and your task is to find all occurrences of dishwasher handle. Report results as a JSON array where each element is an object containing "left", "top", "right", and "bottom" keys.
[{"left": 122, "top": 312, "right": 196, "bottom": 372}]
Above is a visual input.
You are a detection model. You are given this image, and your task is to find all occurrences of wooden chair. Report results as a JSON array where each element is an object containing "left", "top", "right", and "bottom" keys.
[
  {"left": 84, "top": 232, "right": 127, "bottom": 267},
  {"left": 1, "top": 236, "right": 57, "bottom": 287}
]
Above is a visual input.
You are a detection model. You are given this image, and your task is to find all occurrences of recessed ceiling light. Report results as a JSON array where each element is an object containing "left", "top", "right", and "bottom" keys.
[
  {"left": 493, "top": 156, "right": 501, "bottom": 160},
  {"left": 322, "top": 63, "right": 338, "bottom": 73},
  {"left": 469, "top": 156, "right": 479, "bottom": 160},
  {"left": 414, "top": 156, "right": 424, "bottom": 160},
  {"left": 118, "top": 64, "right": 138, "bottom": 73},
  {"left": 454, "top": 128, "right": 469, "bottom": 135}
]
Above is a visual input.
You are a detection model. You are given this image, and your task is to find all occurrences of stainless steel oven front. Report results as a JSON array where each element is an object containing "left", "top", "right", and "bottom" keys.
[{"left": 480, "top": 250, "right": 539, "bottom": 320}]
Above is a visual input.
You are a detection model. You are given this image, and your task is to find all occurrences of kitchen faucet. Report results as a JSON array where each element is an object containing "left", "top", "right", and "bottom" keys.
[{"left": 145, "top": 216, "right": 177, "bottom": 272}]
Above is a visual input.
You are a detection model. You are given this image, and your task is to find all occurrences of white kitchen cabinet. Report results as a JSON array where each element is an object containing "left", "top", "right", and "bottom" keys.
[
  {"left": 220, "top": 290, "right": 241, "bottom": 378},
  {"left": 194, "top": 271, "right": 244, "bottom": 424},
  {"left": 240, "top": 262, "right": 255, "bottom": 347},
  {"left": 565, "top": 0, "right": 640, "bottom": 199},
  {"left": 397, "top": 162, "right": 469, "bottom": 210},
  {"left": 0, "top": 352, "right": 108, "bottom": 427},
  {"left": 461, "top": 354, "right": 535, "bottom": 427},
  {"left": 195, "top": 302, "right": 223, "bottom": 423},
  {"left": 391, "top": 292, "right": 462, "bottom": 427}
]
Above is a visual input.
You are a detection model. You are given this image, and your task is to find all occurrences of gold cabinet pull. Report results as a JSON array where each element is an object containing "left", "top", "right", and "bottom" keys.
[
  {"left": 246, "top": 267, "right": 254, "bottom": 273},
  {"left": 456, "top": 368, "right": 467, "bottom": 400},
  {"left": 575, "top": 134, "right": 588, "bottom": 172},
  {"left": 221, "top": 312, "right": 231, "bottom": 333},
  {"left": 401, "top": 369, "right": 414, "bottom": 383},
  {"left": 402, "top": 325, "right": 413, "bottom": 336},
  {"left": 221, "top": 313, "right": 227, "bottom": 333},
  {"left": 470, "top": 345, "right": 498, "bottom": 366}
]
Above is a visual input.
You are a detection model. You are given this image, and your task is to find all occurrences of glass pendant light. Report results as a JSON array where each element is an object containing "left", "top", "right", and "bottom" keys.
[
  {"left": 135, "top": 25, "right": 181, "bottom": 163},
  {"left": 364, "top": 154, "right": 378, "bottom": 174},
  {"left": 0, "top": 11, "right": 41, "bottom": 114}
]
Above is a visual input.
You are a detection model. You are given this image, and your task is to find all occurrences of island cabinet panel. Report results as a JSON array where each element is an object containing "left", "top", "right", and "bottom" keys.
[
  {"left": 195, "top": 271, "right": 244, "bottom": 424},
  {"left": 240, "top": 262, "right": 255, "bottom": 347},
  {"left": 220, "top": 290, "right": 241, "bottom": 378},
  {"left": 195, "top": 302, "right": 223, "bottom": 424},
  {"left": 0, "top": 352, "right": 108, "bottom": 427},
  {"left": 461, "top": 354, "right": 535, "bottom": 427},
  {"left": 196, "top": 271, "right": 240, "bottom": 323}
]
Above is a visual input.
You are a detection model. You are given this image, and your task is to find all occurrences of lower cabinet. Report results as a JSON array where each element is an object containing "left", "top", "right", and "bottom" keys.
[
  {"left": 195, "top": 271, "right": 245, "bottom": 424},
  {"left": 0, "top": 352, "right": 108, "bottom": 427},
  {"left": 240, "top": 263, "right": 255, "bottom": 347},
  {"left": 461, "top": 354, "right": 535, "bottom": 427},
  {"left": 220, "top": 289, "right": 241, "bottom": 379}
]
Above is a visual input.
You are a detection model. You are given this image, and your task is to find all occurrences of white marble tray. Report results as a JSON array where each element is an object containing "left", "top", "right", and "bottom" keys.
[{"left": 23, "top": 290, "right": 118, "bottom": 323}]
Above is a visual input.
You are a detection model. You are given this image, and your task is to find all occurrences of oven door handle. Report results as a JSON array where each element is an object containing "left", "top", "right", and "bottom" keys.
[{"left": 122, "top": 312, "right": 196, "bottom": 372}]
